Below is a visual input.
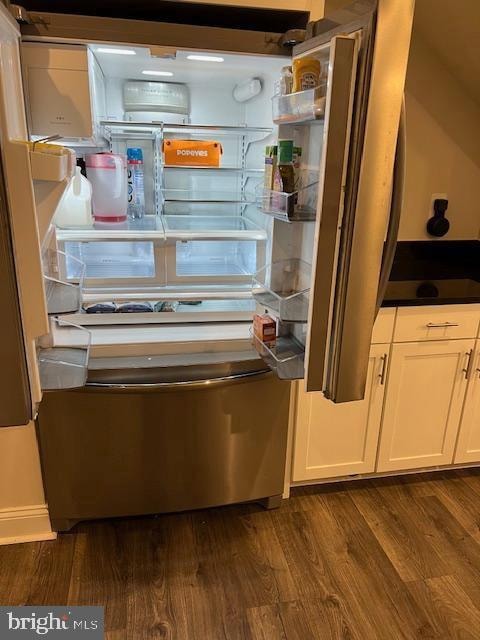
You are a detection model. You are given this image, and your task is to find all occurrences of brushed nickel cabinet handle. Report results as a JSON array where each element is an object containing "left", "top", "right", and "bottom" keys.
[
  {"left": 378, "top": 353, "right": 388, "bottom": 385},
  {"left": 463, "top": 349, "right": 474, "bottom": 380},
  {"left": 426, "top": 322, "right": 459, "bottom": 328}
]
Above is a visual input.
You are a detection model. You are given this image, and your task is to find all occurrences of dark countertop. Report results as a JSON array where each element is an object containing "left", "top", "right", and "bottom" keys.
[{"left": 382, "top": 241, "right": 480, "bottom": 307}]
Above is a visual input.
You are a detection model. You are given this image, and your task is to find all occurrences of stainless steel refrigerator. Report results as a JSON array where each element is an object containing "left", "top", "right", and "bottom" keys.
[{"left": 0, "top": 0, "right": 413, "bottom": 529}]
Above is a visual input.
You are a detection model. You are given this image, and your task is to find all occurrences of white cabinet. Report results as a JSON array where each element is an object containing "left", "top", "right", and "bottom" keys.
[
  {"left": 454, "top": 341, "right": 480, "bottom": 464},
  {"left": 292, "top": 344, "right": 389, "bottom": 481},
  {"left": 394, "top": 305, "right": 480, "bottom": 343},
  {"left": 377, "top": 339, "right": 474, "bottom": 472}
]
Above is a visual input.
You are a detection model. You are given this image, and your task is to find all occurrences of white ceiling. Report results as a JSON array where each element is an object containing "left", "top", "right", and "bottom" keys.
[{"left": 92, "top": 45, "right": 286, "bottom": 86}]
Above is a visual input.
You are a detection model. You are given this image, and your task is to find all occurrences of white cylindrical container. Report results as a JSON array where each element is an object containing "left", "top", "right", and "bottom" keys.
[{"left": 85, "top": 153, "right": 127, "bottom": 223}]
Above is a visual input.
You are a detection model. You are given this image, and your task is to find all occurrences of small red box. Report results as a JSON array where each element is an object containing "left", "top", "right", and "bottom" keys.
[{"left": 253, "top": 313, "right": 276, "bottom": 347}]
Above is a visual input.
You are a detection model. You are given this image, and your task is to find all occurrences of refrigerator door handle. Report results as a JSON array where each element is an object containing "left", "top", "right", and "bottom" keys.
[{"left": 375, "top": 97, "right": 406, "bottom": 313}]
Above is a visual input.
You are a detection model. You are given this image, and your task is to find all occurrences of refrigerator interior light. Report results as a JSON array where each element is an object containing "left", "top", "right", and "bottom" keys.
[
  {"left": 187, "top": 54, "right": 225, "bottom": 62},
  {"left": 96, "top": 48, "right": 136, "bottom": 55},
  {"left": 141, "top": 70, "right": 174, "bottom": 77}
]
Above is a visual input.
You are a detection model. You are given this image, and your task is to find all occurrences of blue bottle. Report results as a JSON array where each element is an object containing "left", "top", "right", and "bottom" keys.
[{"left": 127, "top": 147, "right": 145, "bottom": 219}]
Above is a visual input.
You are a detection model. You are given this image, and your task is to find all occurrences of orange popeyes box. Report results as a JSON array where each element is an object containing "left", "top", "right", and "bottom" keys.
[{"left": 163, "top": 139, "right": 223, "bottom": 167}]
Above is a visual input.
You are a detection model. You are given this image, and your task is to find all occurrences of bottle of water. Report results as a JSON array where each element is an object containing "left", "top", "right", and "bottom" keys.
[{"left": 127, "top": 147, "right": 145, "bottom": 219}]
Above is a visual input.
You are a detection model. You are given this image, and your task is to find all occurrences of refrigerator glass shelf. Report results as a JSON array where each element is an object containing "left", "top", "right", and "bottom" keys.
[
  {"left": 253, "top": 259, "right": 311, "bottom": 322},
  {"left": 164, "top": 215, "right": 266, "bottom": 240},
  {"left": 256, "top": 181, "right": 319, "bottom": 222},
  {"left": 56, "top": 216, "right": 165, "bottom": 241},
  {"left": 101, "top": 120, "right": 272, "bottom": 136},
  {"left": 250, "top": 330, "right": 305, "bottom": 380},
  {"left": 272, "top": 86, "right": 326, "bottom": 125},
  {"left": 162, "top": 189, "right": 256, "bottom": 205},
  {"left": 164, "top": 165, "right": 263, "bottom": 174}
]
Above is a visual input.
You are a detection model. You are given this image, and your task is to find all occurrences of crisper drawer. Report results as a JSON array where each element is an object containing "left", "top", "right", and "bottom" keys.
[
  {"left": 394, "top": 304, "right": 480, "bottom": 342},
  {"left": 165, "top": 238, "right": 265, "bottom": 284},
  {"left": 61, "top": 239, "right": 166, "bottom": 288}
]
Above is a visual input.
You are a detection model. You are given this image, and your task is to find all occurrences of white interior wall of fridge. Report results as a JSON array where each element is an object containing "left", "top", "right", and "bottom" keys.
[{"left": 47, "top": 46, "right": 288, "bottom": 331}]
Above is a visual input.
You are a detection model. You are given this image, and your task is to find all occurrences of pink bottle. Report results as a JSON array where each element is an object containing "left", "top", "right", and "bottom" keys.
[{"left": 85, "top": 153, "right": 127, "bottom": 223}]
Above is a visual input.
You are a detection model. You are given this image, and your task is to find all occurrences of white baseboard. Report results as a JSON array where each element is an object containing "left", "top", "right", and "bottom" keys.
[{"left": 0, "top": 504, "right": 56, "bottom": 546}]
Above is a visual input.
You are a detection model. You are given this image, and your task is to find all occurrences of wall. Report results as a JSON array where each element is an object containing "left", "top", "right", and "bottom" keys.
[
  {"left": 399, "top": 34, "right": 480, "bottom": 240},
  {"left": 0, "top": 423, "right": 55, "bottom": 545},
  {"left": 324, "top": 0, "right": 480, "bottom": 241}
]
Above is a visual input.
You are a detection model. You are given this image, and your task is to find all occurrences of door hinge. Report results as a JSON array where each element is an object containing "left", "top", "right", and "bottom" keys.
[
  {"left": 9, "top": 4, "right": 32, "bottom": 24},
  {"left": 278, "top": 29, "right": 306, "bottom": 48}
]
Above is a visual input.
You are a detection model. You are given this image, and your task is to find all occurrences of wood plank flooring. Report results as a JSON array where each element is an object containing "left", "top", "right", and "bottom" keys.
[{"left": 2, "top": 469, "right": 480, "bottom": 638}]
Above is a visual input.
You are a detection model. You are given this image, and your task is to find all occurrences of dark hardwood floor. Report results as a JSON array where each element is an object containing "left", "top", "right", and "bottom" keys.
[{"left": 2, "top": 469, "right": 480, "bottom": 639}]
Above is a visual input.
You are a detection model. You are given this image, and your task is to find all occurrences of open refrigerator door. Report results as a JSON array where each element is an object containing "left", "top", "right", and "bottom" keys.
[
  {"left": 252, "top": 0, "right": 413, "bottom": 402},
  {"left": 0, "top": 4, "right": 77, "bottom": 425}
]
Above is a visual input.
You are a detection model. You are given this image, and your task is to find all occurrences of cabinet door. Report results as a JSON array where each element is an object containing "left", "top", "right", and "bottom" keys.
[
  {"left": 454, "top": 341, "right": 480, "bottom": 464},
  {"left": 377, "top": 340, "right": 474, "bottom": 472},
  {"left": 292, "top": 344, "right": 388, "bottom": 482}
]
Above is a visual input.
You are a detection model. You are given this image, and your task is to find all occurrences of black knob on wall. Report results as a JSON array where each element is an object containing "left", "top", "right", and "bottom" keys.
[{"left": 427, "top": 198, "right": 450, "bottom": 237}]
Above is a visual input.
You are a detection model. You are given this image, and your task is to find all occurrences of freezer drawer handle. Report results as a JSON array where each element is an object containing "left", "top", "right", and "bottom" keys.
[
  {"left": 86, "top": 368, "right": 272, "bottom": 392},
  {"left": 426, "top": 322, "right": 459, "bottom": 328}
]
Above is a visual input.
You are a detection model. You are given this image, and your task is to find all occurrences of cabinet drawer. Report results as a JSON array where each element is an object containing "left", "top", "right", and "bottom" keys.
[
  {"left": 393, "top": 305, "right": 480, "bottom": 342},
  {"left": 372, "top": 308, "right": 396, "bottom": 344}
]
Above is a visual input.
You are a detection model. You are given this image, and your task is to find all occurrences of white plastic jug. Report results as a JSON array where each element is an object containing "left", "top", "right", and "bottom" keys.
[
  {"left": 53, "top": 166, "right": 93, "bottom": 229},
  {"left": 85, "top": 153, "right": 127, "bottom": 223}
]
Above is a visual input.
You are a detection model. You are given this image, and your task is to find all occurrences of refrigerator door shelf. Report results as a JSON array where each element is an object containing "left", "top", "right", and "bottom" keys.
[
  {"left": 256, "top": 181, "right": 319, "bottom": 223},
  {"left": 37, "top": 317, "right": 91, "bottom": 391},
  {"left": 30, "top": 145, "right": 74, "bottom": 182},
  {"left": 30, "top": 144, "right": 75, "bottom": 244},
  {"left": 44, "top": 250, "right": 85, "bottom": 315},
  {"left": 272, "top": 86, "right": 327, "bottom": 125},
  {"left": 253, "top": 258, "right": 311, "bottom": 323},
  {"left": 250, "top": 328, "right": 304, "bottom": 381},
  {"left": 38, "top": 346, "right": 89, "bottom": 391}
]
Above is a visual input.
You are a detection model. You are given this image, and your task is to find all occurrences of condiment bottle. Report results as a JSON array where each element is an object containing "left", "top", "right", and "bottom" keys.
[{"left": 292, "top": 57, "right": 321, "bottom": 92}]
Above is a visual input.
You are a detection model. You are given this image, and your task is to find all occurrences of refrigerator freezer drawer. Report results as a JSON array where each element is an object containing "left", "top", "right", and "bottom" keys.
[{"left": 36, "top": 367, "right": 290, "bottom": 531}]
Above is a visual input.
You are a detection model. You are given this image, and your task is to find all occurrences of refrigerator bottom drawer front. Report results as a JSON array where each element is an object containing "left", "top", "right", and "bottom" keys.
[{"left": 36, "top": 371, "right": 290, "bottom": 531}]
